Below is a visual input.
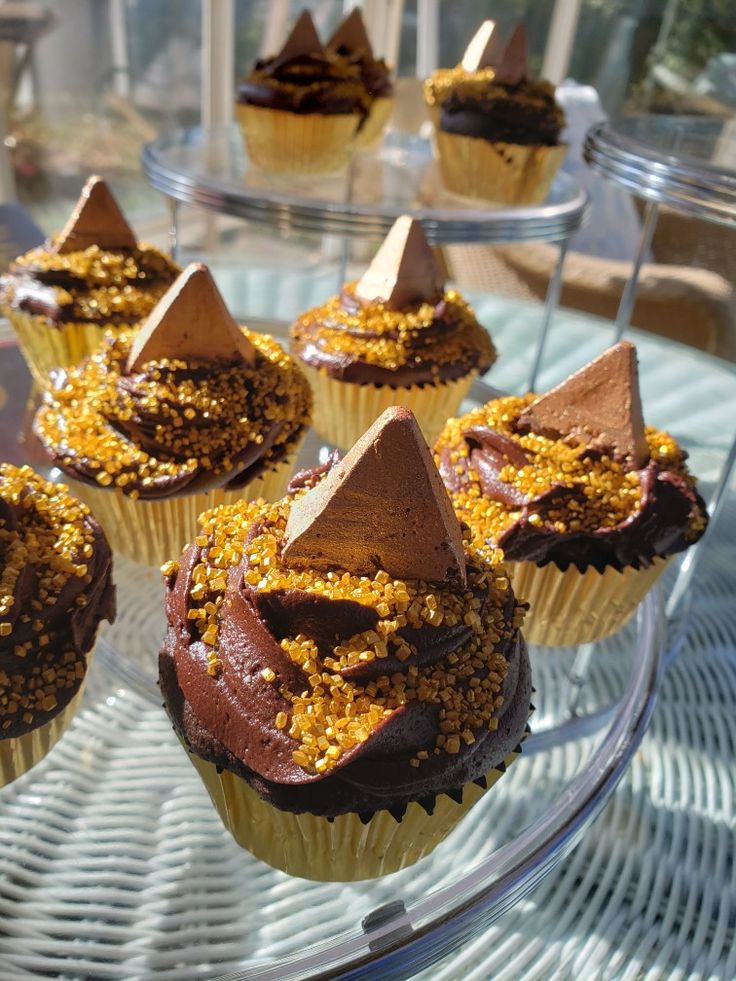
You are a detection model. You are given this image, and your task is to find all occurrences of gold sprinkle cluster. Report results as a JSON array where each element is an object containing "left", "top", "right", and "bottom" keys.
[
  {"left": 435, "top": 395, "right": 706, "bottom": 558},
  {"left": 424, "top": 66, "right": 559, "bottom": 115},
  {"left": 7, "top": 243, "right": 178, "bottom": 323},
  {"left": 0, "top": 464, "right": 96, "bottom": 732},
  {"left": 35, "top": 330, "right": 312, "bottom": 498},
  {"left": 291, "top": 286, "right": 496, "bottom": 377},
  {"left": 166, "top": 491, "right": 522, "bottom": 775}
]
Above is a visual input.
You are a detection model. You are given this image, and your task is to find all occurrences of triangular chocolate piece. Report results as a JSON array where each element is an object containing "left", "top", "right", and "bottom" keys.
[
  {"left": 461, "top": 20, "right": 505, "bottom": 72},
  {"left": 518, "top": 341, "right": 650, "bottom": 469},
  {"left": 272, "top": 10, "right": 323, "bottom": 65},
  {"left": 354, "top": 215, "right": 444, "bottom": 311},
  {"left": 283, "top": 407, "right": 467, "bottom": 584},
  {"left": 127, "top": 263, "right": 256, "bottom": 372},
  {"left": 494, "top": 24, "right": 528, "bottom": 85},
  {"left": 53, "top": 175, "right": 136, "bottom": 254},
  {"left": 327, "top": 8, "right": 373, "bottom": 57}
]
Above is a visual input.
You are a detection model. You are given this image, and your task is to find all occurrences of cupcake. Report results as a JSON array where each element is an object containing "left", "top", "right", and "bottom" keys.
[
  {"left": 159, "top": 407, "right": 530, "bottom": 880},
  {"left": 290, "top": 214, "right": 496, "bottom": 448},
  {"left": 236, "top": 10, "right": 369, "bottom": 174},
  {"left": 1, "top": 175, "right": 179, "bottom": 387},
  {"left": 436, "top": 342, "right": 708, "bottom": 646},
  {"left": 424, "top": 22, "right": 566, "bottom": 204},
  {"left": 33, "top": 263, "right": 312, "bottom": 568},
  {"left": 327, "top": 8, "right": 394, "bottom": 148},
  {"left": 0, "top": 463, "right": 115, "bottom": 785}
]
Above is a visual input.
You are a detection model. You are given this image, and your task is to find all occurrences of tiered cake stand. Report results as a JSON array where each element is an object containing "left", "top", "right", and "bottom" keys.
[{"left": 0, "top": 124, "right": 704, "bottom": 980}]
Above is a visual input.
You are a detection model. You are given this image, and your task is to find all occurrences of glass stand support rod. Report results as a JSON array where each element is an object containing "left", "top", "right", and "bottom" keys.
[
  {"left": 528, "top": 239, "right": 569, "bottom": 393},
  {"left": 614, "top": 199, "right": 659, "bottom": 342}
]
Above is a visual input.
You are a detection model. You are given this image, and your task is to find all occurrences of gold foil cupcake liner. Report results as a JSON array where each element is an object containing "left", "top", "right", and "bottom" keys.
[
  {"left": 64, "top": 450, "right": 300, "bottom": 567},
  {"left": 5, "top": 308, "right": 128, "bottom": 388},
  {"left": 0, "top": 684, "right": 86, "bottom": 787},
  {"left": 506, "top": 557, "right": 671, "bottom": 647},
  {"left": 355, "top": 96, "right": 395, "bottom": 148},
  {"left": 434, "top": 131, "right": 567, "bottom": 205},
  {"left": 299, "top": 362, "right": 475, "bottom": 449},
  {"left": 236, "top": 105, "right": 360, "bottom": 174},
  {"left": 188, "top": 747, "right": 519, "bottom": 881}
]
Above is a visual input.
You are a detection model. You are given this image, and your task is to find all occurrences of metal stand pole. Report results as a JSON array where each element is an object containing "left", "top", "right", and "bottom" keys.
[{"left": 528, "top": 239, "right": 569, "bottom": 392}]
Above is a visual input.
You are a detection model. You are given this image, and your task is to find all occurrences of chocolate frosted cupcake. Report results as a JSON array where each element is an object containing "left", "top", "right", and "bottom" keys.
[
  {"left": 236, "top": 10, "right": 369, "bottom": 174},
  {"left": 34, "top": 263, "right": 312, "bottom": 567},
  {"left": 436, "top": 343, "right": 708, "bottom": 646},
  {"left": 0, "top": 464, "right": 115, "bottom": 785},
  {"left": 327, "top": 8, "right": 394, "bottom": 148},
  {"left": 424, "top": 22, "right": 566, "bottom": 204},
  {"left": 160, "top": 407, "right": 530, "bottom": 880},
  {"left": 1, "top": 175, "right": 179, "bottom": 386},
  {"left": 290, "top": 214, "right": 495, "bottom": 448}
]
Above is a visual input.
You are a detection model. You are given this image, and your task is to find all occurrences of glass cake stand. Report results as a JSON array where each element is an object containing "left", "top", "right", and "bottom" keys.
[
  {"left": 0, "top": 313, "right": 665, "bottom": 980},
  {"left": 141, "top": 123, "right": 588, "bottom": 393}
]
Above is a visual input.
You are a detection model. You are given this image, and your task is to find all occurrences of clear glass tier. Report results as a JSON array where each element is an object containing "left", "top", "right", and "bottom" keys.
[
  {"left": 584, "top": 115, "right": 736, "bottom": 226},
  {"left": 141, "top": 124, "right": 588, "bottom": 244}
]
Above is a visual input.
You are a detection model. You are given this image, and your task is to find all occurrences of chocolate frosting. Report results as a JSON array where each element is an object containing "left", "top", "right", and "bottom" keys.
[
  {"left": 160, "top": 543, "right": 529, "bottom": 817},
  {"left": 1, "top": 245, "right": 179, "bottom": 327},
  {"left": 290, "top": 287, "right": 496, "bottom": 387},
  {"left": 437, "top": 419, "right": 708, "bottom": 572},
  {"left": 34, "top": 331, "right": 311, "bottom": 501},
  {"left": 0, "top": 466, "right": 116, "bottom": 738},
  {"left": 237, "top": 51, "right": 369, "bottom": 117},
  {"left": 440, "top": 78, "right": 564, "bottom": 146}
]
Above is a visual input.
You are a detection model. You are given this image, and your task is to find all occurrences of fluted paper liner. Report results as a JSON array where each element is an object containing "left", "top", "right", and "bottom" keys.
[
  {"left": 0, "top": 682, "right": 86, "bottom": 787},
  {"left": 5, "top": 308, "right": 128, "bottom": 388},
  {"left": 434, "top": 131, "right": 567, "bottom": 205},
  {"left": 188, "top": 747, "right": 519, "bottom": 881},
  {"left": 355, "top": 96, "right": 394, "bottom": 148},
  {"left": 507, "top": 556, "right": 671, "bottom": 647},
  {"left": 299, "top": 361, "right": 475, "bottom": 449},
  {"left": 237, "top": 105, "right": 359, "bottom": 174},
  {"left": 64, "top": 448, "right": 301, "bottom": 567}
]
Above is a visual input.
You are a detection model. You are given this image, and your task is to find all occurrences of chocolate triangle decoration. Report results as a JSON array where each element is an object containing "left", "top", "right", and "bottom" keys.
[
  {"left": 327, "top": 8, "right": 373, "bottom": 57},
  {"left": 273, "top": 10, "right": 323, "bottom": 65},
  {"left": 53, "top": 175, "right": 136, "bottom": 254},
  {"left": 127, "top": 263, "right": 256, "bottom": 372},
  {"left": 494, "top": 24, "right": 528, "bottom": 85},
  {"left": 518, "top": 341, "right": 650, "bottom": 469},
  {"left": 283, "top": 406, "right": 467, "bottom": 584},
  {"left": 354, "top": 215, "right": 445, "bottom": 311},
  {"left": 461, "top": 20, "right": 505, "bottom": 72}
]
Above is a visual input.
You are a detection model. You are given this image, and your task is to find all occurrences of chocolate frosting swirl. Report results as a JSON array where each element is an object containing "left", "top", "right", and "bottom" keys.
[
  {"left": 436, "top": 403, "right": 708, "bottom": 573},
  {"left": 34, "top": 330, "right": 312, "bottom": 501},
  {"left": 1, "top": 244, "right": 179, "bottom": 327},
  {"left": 237, "top": 51, "right": 369, "bottom": 117},
  {"left": 159, "top": 482, "right": 530, "bottom": 819},
  {"left": 0, "top": 465, "right": 115, "bottom": 738},
  {"left": 291, "top": 286, "right": 496, "bottom": 387},
  {"left": 440, "top": 78, "right": 564, "bottom": 146}
]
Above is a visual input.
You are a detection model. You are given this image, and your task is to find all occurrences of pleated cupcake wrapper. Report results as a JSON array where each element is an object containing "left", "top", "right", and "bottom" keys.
[
  {"left": 299, "top": 361, "right": 475, "bottom": 450},
  {"left": 0, "top": 678, "right": 87, "bottom": 787},
  {"left": 64, "top": 450, "right": 299, "bottom": 568},
  {"left": 355, "top": 96, "right": 395, "bottom": 148},
  {"left": 434, "top": 131, "right": 567, "bottom": 205},
  {"left": 507, "top": 556, "right": 671, "bottom": 647},
  {"left": 236, "top": 105, "right": 360, "bottom": 174},
  {"left": 187, "top": 745, "right": 519, "bottom": 881},
  {"left": 5, "top": 308, "right": 128, "bottom": 389}
]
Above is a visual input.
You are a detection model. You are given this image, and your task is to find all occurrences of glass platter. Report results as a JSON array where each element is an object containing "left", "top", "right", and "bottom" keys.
[
  {"left": 0, "top": 314, "right": 668, "bottom": 981},
  {"left": 141, "top": 124, "right": 588, "bottom": 245}
]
